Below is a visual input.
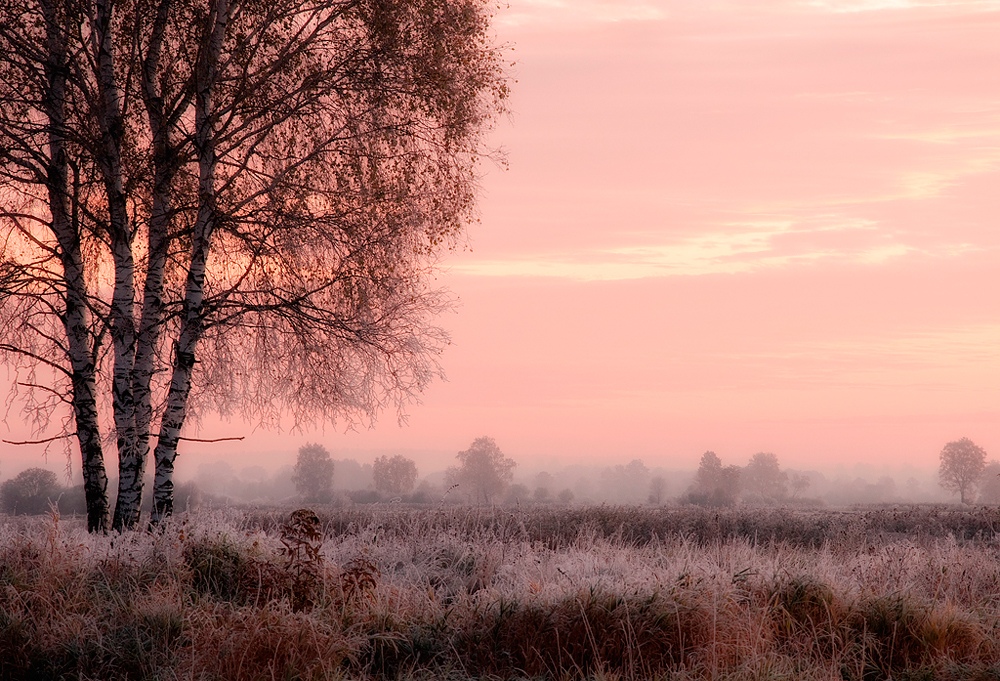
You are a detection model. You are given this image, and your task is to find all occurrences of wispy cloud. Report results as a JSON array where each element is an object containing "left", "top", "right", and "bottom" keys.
[
  {"left": 762, "top": 324, "right": 1000, "bottom": 380},
  {"left": 740, "top": 142, "right": 1000, "bottom": 210},
  {"left": 452, "top": 215, "right": 969, "bottom": 280},
  {"left": 800, "top": 0, "right": 1000, "bottom": 12},
  {"left": 891, "top": 147, "right": 1000, "bottom": 200},
  {"left": 873, "top": 126, "right": 1000, "bottom": 146},
  {"left": 498, "top": 0, "right": 668, "bottom": 28}
]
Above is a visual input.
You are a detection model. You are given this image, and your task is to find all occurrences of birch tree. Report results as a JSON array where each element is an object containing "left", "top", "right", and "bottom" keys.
[
  {"left": 0, "top": 0, "right": 509, "bottom": 531},
  {"left": 146, "top": 0, "right": 509, "bottom": 523},
  {"left": 0, "top": 0, "right": 112, "bottom": 532},
  {"left": 0, "top": 0, "right": 194, "bottom": 531}
]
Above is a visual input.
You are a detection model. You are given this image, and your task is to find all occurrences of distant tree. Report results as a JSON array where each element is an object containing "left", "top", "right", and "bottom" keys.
[
  {"left": 788, "top": 472, "right": 811, "bottom": 500},
  {"left": 533, "top": 486, "right": 551, "bottom": 503},
  {"left": 372, "top": 455, "right": 418, "bottom": 496},
  {"left": 687, "top": 451, "right": 722, "bottom": 503},
  {"left": 939, "top": 437, "right": 987, "bottom": 504},
  {"left": 647, "top": 476, "right": 667, "bottom": 505},
  {"left": 505, "top": 483, "right": 530, "bottom": 504},
  {"left": 535, "top": 471, "right": 556, "bottom": 492},
  {"left": 603, "top": 459, "right": 650, "bottom": 503},
  {"left": 977, "top": 461, "right": 1000, "bottom": 505},
  {"left": 532, "top": 472, "right": 554, "bottom": 503},
  {"left": 332, "top": 459, "right": 374, "bottom": 491},
  {"left": 408, "top": 479, "right": 441, "bottom": 505},
  {"left": 195, "top": 462, "right": 238, "bottom": 498},
  {"left": 715, "top": 466, "right": 742, "bottom": 506},
  {"left": 742, "top": 452, "right": 788, "bottom": 503},
  {"left": 1, "top": 468, "right": 61, "bottom": 515},
  {"left": 685, "top": 451, "right": 741, "bottom": 507},
  {"left": 557, "top": 488, "right": 575, "bottom": 504},
  {"left": 873, "top": 476, "right": 897, "bottom": 503},
  {"left": 447, "top": 436, "right": 516, "bottom": 504},
  {"left": 292, "top": 444, "right": 335, "bottom": 503}
]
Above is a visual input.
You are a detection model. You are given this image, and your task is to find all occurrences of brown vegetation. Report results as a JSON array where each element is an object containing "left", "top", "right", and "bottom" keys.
[{"left": 3, "top": 505, "right": 1000, "bottom": 680}]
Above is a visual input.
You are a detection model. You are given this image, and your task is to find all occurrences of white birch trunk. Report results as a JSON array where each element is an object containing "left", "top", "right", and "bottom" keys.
[
  {"left": 89, "top": 0, "right": 143, "bottom": 532},
  {"left": 40, "top": 0, "right": 109, "bottom": 532},
  {"left": 151, "top": 0, "right": 229, "bottom": 526},
  {"left": 114, "top": 0, "right": 176, "bottom": 531}
]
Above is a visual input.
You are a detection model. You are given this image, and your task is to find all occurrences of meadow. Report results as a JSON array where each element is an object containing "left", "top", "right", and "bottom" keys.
[{"left": 3, "top": 504, "right": 1000, "bottom": 680}]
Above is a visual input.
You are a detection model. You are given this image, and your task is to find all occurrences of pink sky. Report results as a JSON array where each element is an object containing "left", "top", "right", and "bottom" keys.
[
  {"left": 324, "top": 0, "right": 1000, "bottom": 473},
  {"left": 5, "top": 0, "right": 1000, "bottom": 478}
]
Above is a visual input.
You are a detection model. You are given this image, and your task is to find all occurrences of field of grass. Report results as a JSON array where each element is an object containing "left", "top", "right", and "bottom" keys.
[{"left": 3, "top": 504, "right": 1000, "bottom": 680}]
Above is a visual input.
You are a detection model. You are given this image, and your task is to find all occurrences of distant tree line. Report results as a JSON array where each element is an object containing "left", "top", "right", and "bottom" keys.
[
  {"left": 682, "top": 451, "right": 799, "bottom": 507},
  {"left": 0, "top": 469, "right": 83, "bottom": 515},
  {"left": 0, "top": 467, "right": 199, "bottom": 516},
  {"left": 678, "top": 436, "right": 994, "bottom": 508},
  {"left": 5, "top": 435, "right": 988, "bottom": 515}
]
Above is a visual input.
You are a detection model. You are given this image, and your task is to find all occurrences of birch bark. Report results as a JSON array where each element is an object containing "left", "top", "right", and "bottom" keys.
[
  {"left": 89, "top": 0, "right": 145, "bottom": 532},
  {"left": 150, "top": 0, "right": 229, "bottom": 525},
  {"left": 112, "top": 0, "right": 179, "bottom": 530},
  {"left": 40, "top": 0, "right": 109, "bottom": 533}
]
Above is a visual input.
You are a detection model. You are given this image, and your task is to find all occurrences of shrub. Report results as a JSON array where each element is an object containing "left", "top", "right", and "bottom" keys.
[{"left": 0, "top": 468, "right": 61, "bottom": 515}]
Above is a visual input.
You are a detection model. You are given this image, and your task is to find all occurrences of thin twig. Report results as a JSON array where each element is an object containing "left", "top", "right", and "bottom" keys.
[
  {"left": 177, "top": 435, "right": 245, "bottom": 443},
  {"left": 3, "top": 432, "right": 76, "bottom": 445}
]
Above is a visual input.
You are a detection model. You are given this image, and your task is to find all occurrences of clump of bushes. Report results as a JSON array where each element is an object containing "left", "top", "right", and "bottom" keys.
[
  {"left": 240, "top": 503, "right": 1000, "bottom": 551},
  {"left": 0, "top": 468, "right": 203, "bottom": 518},
  {"left": 0, "top": 468, "right": 86, "bottom": 515}
]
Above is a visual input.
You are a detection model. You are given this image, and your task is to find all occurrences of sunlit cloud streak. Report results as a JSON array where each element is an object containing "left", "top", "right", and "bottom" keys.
[
  {"left": 503, "top": 0, "right": 1000, "bottom": 25},
  {"left": 800, "top": 0, "right": 1000, "bottom": 12},
  {"left": 498, "top": 0, "right": 668, "bottom": 27},
  {"left": 453, "top": 212, "right": 988, "bottom": 280}
]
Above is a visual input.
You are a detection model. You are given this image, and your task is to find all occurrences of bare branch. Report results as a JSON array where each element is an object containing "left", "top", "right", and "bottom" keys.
[
  {"left": 176, "top": 435, "right": 244, "bottom": 443},
  {"left": 3, "top": 432, "right": 76, "bottom": 445},
  {"left": 0, "top": 344, "right": 71, "bottom": 376}
]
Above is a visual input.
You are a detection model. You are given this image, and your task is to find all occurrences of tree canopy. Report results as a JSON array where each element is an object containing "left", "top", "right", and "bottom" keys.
[
  {"left": 939, "top": 437, "right": 987, "bottom": 504},
  {"left": 292, "top": 443, "right": 335, "bottom": 503},
  {"left": 448, "top": 436, "right": 515, "bottom": 504},
  {"left": 0, "top": 0, "right": 509, "bottom": 531},
  {"left": 1, "top": 468, "right": 61, "bottom": 515},
  {"left": 373, "top": 454, "right": 418, "bottom": 496},
  {"left": 685, "top": 451, "right": 741, "bottom": 507},
  {"left": 742, "top": 452, "right": 788, "bottom": 504}
]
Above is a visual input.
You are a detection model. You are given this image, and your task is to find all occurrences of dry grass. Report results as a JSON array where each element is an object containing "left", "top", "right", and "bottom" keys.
[{"left": 3, "top": 505, "right": 1000, "bottom": 680}]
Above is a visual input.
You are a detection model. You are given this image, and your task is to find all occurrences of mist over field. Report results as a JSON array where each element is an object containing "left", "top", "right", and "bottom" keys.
[
  {"left": 0, "top": 442, "right": 973, "bottom": 516},
  {"left": 181, "top": 455, "right": 986, "bottom": 507}
]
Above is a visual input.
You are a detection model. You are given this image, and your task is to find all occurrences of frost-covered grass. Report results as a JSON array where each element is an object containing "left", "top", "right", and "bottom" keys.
[{"left": 3, "top": 505, "right": 1000, "bottom": 680}]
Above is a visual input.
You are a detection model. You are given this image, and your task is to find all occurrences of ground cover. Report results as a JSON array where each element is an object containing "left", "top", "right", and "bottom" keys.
[{"left": 2, "top": 505, "right": 1000, "bottom": 680}]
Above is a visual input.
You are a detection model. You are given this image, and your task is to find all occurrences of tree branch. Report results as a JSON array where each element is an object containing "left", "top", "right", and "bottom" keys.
[
  {"left": 3, "top": 432, "right": 76, "bottom": 445},
  {"left": 177, "top": 435, "right": 244, "bottom": 443}
]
